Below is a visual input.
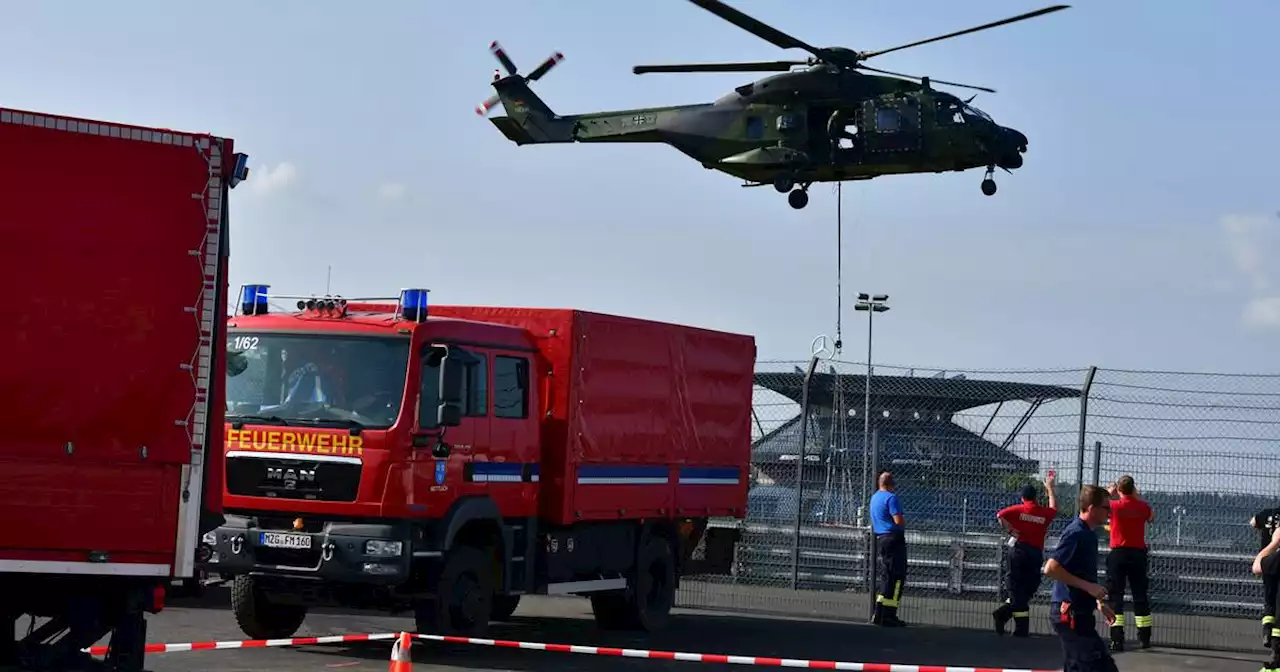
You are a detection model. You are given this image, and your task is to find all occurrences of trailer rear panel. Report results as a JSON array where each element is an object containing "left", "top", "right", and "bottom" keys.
[
  {"left": 0, "top": 109, "right": 231, "bottom": 578},
  {"left": 431, "top": 306, "right": 756, "bottom": 526}
]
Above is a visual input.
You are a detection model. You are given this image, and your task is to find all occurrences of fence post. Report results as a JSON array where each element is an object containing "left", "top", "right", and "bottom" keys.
[
  {"left": 791, "top": 355, "right": 820, "bottom": 590},
  {"left": 1075, "top": 366, "right": 1098, "bottom": 492},
  {"left": 1092, "top": 440, "right": 1102, "bottom": 487},
  {"left": 867, "top": 427, "right": 880, "bottom": 622}
]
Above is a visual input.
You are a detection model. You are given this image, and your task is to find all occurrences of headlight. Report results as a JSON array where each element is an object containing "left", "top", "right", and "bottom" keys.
[{"left": 364, "top": 540, "right": 403, "bottom": 557}]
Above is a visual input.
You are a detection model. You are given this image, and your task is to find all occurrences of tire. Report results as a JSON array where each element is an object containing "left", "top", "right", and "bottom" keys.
[
  {"left": 491, "top": 594, "right": 521, "bottom": 621},
  {"left": 230, "top": 575, "right": 308, "bottom": 640},
  {"left": 591, "top": 535, "right": 676, "bottom": 632},
  {"left": 415, "top": 545, "right": 495, "bottom": 636}
]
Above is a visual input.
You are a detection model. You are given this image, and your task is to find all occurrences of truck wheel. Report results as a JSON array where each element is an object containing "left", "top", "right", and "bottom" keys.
[
  {"left": 230, "top": 575, "right": 308, "bottom": 640},
  {"left": 591, "top": 535, "right": 676, "bottom": 632},
  {"left": 416, "top": 545, "right": 494, "bottom": 636},
  {"left": 491, "top": 594, "right": 521, "bottom": 621}
]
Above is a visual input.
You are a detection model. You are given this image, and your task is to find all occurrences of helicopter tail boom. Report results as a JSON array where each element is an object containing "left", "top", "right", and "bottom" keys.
[{"left": 487, "top": 76, "right": 576, "bottom": 144}]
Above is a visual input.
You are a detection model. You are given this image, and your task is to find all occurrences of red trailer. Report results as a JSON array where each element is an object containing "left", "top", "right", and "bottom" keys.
[
  {"left": 206, "top": 296, "right": 755, "bottom": 639},
  {"left": 0, "top": 107, "right": 248, "bottom": 671}
]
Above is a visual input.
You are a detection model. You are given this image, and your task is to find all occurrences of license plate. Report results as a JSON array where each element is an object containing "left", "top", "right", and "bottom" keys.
[{"left": 259, "top": 532, "right": 312, "bottom": 550}]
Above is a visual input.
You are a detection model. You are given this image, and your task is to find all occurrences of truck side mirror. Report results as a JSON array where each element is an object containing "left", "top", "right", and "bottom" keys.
[
  {"left": 439, "top": 353, "right": 464, "bottom": 405},
  {"left": 437, "top": 402, "right": 462, "bottom": 428}
]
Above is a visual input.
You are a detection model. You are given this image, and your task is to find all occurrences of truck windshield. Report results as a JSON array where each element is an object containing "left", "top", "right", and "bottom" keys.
[{"left": 225, "top": 332, "right": 410, "bottom": 430}]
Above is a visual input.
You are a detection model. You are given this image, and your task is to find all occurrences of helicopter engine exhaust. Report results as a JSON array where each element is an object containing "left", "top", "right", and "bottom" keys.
[{"left": 475, "top": 41, "right": 565, "bottom": 116}]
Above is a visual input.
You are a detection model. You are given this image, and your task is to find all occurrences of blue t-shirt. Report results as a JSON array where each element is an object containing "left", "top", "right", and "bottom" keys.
[
  {"left": 1050, "top": 516, "right": 1099, "bottom": 607},
  {"left": 870, "top": 490, "right": 904, "bottom": 534}
]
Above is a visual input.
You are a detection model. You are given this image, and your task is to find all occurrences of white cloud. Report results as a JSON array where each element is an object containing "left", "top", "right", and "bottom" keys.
[
  {"left": 1221, "top": 214, "right": 1274, "bottom": 291},
  {"left": 1221, "top": 214, "right": 1280, "bottom": 328},
  {"left": 376, "top": 182, "right": 407, "bottom": 202},
  {"left": 1244, "top": 297, "right": 1280, "bottom": 329},
  {"left": 246, "top": 162, "right": 298, "bottom": 196}
]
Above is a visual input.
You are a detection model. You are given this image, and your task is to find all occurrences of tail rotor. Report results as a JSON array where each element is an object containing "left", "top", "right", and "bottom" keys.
[{"left": 475, "top": 41, "right": 564, "bottom": 116}]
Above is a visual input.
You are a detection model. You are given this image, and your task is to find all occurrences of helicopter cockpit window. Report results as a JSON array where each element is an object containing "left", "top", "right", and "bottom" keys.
[
  {"left": 746, "top": 115, "right": 764, "bottom": 139},
  {"left": 937, "top": 101, "right": 965, "bottom": 125},
  {"left": 961, "top": 102, "right": 994, "bottom": 124},
  {"left": 776, "top": 113, "right": 801, "bottom": 133},
  {"left": 875, "top": 107, "right": 901, "bottom": 133}
]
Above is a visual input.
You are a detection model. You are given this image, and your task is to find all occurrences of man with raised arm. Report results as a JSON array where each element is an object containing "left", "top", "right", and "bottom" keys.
[{"left": 993, "top": 471, "right": 1059, "bottom": 637}]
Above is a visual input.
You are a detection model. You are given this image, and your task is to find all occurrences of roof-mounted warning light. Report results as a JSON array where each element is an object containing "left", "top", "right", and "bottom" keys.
[
  {"left": 399, "top": 288, "right": 429, "bottom": 323},
  {"left": 239, "top": 284, "right": 270, "bottom": 315}
]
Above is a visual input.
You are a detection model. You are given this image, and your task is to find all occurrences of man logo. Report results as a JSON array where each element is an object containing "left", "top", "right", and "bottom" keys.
[
  {"left": 435, "top": 460, "right": 447, "bottom": 486},
  {"left": 267, "top": 466, "right": 317, "bottom": 490}
]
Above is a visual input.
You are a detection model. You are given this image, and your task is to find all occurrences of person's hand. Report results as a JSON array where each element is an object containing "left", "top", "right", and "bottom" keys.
[
  {"left": 1084, "top": 582, "right": 1108, "bottom": 600},
  {"left": 1044, "top": 472, "right": 1056, "bottom": 487},
  {"left": 1098, "top": 601, "right": 1116, "bottom": 625},
  {"left": 1254, "top": 557, "right": 1265, "bottom": 575}
]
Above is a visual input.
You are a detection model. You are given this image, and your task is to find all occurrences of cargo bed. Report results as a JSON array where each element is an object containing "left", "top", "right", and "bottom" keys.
[{"left": 0, "top": 107, "right": 234, "bottom": 578}]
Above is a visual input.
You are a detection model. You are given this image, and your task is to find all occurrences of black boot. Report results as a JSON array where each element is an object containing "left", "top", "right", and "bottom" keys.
[
  {"left": 992, "top": 604, "right": 1012, "bottom": 636},
  {"left": 1012, "top": 615, "right": 1030, "bottom": 638},
  {"left": 1109, "top": 626, "right": 1125, "bottom": 652},
  {"left": 1137, "top": 626, "right": 1151, "bottom": 649},
  {"left": 880, "top": 605, "right": 907, "bottom": 627},
  {"left": 871, "top": 602, "right": 883, "bottom": 626}
]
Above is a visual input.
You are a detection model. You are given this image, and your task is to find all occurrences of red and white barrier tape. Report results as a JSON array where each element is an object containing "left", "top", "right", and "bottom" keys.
[
  {"left": 83, "top": 632, "right": 397, "bottom": 656},
  {"left": 414, "top": 633, "right": 1062, "bottom": 672}
]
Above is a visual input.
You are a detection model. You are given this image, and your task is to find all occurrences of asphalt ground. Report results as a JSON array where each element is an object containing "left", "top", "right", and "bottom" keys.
[{"left": 15, "top": 585, "right": 1265, "bottom": 672}]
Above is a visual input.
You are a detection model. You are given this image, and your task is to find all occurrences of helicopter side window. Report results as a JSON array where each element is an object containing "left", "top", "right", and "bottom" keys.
[
  {"left": 745, "top": 115, "right": 764, "bottom": 140},
  {"left": 777, "top": 113, "right": 801, "bottom": 133},
  {"left": 875, "top": 107, "right": 901, "bottom": 133}
]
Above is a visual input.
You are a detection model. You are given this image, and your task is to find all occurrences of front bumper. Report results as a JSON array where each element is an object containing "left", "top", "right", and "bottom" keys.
[{"left": 202, "top": 515, "right": 415, "bottom": 585}]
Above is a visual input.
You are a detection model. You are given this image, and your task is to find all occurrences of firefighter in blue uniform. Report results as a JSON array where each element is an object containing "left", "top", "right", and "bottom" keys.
[
  {"left": 869, "top": 471, "right": 907, "bottom": 627},
  {"left": 1042, "top": 485, "right": 1117, "bottom": 672}
]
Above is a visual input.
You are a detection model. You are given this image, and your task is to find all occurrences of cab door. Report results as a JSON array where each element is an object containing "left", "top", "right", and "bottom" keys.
[{"left": 416, "top": 344, "right": 490, "bottom": 500}]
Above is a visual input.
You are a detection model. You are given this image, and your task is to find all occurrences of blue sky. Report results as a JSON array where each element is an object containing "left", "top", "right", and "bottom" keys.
[{"left": 3, "top": 0, "right": 1278, "bottom": 374}]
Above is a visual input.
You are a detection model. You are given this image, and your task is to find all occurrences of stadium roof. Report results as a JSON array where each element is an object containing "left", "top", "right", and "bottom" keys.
[{"left": 755, "top": 371, "right": 1081, "bottom": 416}]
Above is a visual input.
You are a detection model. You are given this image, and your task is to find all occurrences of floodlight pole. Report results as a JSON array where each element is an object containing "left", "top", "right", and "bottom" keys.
[{"left": 854, "top": 293, "right": 890, "bottom": 514}]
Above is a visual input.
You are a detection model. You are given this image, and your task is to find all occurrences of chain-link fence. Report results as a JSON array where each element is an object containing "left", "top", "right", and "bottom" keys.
[{"left": 678, "top": 359, "right": 1280, "bottom": 653}]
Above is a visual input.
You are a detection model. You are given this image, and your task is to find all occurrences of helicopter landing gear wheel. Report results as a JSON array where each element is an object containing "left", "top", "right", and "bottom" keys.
[
  {"left": 773, "top": 175, "right": 795, "bottom": 193},
  {"left": 788, "top": 188, "right": 809, "bottom": 209},
  {"left": 981, "top": 165, "right": 997, "bottom": 196}
]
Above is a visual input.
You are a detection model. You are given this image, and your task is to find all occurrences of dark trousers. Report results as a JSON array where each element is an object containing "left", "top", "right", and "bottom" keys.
[
  {"left": 1052, "top": 602, "right": 1119, "bottom": 672},
  {"left": 996, "top": 542, "right": 1043, "bottom": 636},
  {"left": 875, "top": 531, "right": 907, "bottom": 618},
  {"left": 1106, "top": 547, "right": 1151, "bottom": 645},
  {"left": 1265, "top": 570, "right": 1279, "bottom": 635}
]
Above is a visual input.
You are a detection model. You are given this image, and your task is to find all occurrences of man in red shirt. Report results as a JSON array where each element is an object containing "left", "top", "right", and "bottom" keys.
[
  {"left": 993, "top": 471, "right": 1059, "bottom": 637},
  {"left": 1106, "top": 475, "right": 1155, "bottom": 651}
]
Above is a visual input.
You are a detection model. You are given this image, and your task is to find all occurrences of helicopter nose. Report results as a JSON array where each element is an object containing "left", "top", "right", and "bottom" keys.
[{"left": 1002, "top": 126, "right": 1028, "bottom": 152}]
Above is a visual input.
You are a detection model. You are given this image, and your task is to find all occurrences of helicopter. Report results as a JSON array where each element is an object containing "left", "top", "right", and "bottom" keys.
[{"left": 477, "top": 0, "right": 1068, "bottom": 209}]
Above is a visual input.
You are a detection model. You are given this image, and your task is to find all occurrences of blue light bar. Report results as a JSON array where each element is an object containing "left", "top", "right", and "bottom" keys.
[
  {"left": 399, "top": 288, "right": 429, "bottom": 322},
  {"left": 240, "top": 284, "right": 270, "bottom": 316}
]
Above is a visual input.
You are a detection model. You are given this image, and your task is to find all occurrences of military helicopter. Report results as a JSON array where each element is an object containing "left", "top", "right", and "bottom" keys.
[{"left": 477, "top": 0, "right": 1068, "bottom": 209}]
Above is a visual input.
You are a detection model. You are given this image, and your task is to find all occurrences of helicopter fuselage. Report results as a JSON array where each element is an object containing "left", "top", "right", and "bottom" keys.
[{"left": 486, "top": 67, "right": 1027, "bottom": 207}]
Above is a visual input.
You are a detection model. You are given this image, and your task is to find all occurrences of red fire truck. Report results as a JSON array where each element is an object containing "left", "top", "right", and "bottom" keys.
[
  {"left": 205, "top": 289, "right": 754, "bottom": 638},
  {"left": 0, "top": 107, "right": 248, "bottom": 670}
]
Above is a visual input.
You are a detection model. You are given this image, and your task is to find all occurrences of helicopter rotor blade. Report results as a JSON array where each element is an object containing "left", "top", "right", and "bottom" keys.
[
  {"left": 476, "top": 94, "right": 501, "bottom": 117},
  {"left": 855, "top": 65, "right": 996, "bottom": 94},
  {"left": 489, "top": 41, "right": 518, "bottom": 75},
  {"left": 526, "top": 51, "right": 565, "bottom": 81},
  {"left": 686, "top": 0, "right": 825, "bottom": 58},
  {"left": 857, "top": 5, "right": 1069, "bottom": 60},
  {"left": 633, "top": 60, "right": 805, "bottom": 75}
]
